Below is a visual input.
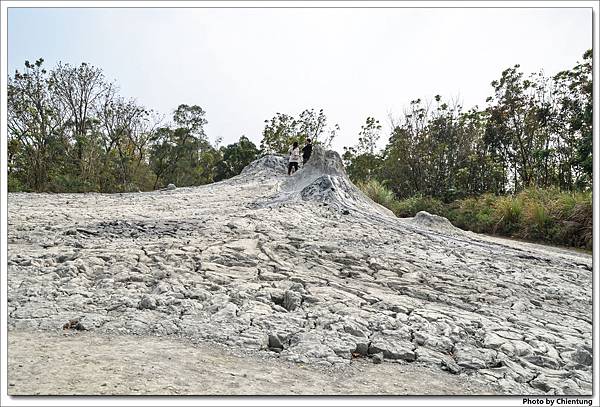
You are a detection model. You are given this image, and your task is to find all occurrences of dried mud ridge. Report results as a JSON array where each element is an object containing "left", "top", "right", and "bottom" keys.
[{"left": 8, "top": 147, "right": 592, "bottom": 395}]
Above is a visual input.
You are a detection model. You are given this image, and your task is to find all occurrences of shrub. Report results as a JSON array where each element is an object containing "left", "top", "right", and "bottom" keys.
[
  {"left": 394, "top": 195, "right": 446, "bottom": 218},
  {"left": 7, "top": 174, "right": 25, "bottom": 192},
  {"left": 553, "top": 192, "right": 592, "bottom": 249},
  {"left": 48, "top": 174, "right": 98, "bottom": 193},
  {"left": 446, "top": 194, "right": 496, "bottom": 233}
]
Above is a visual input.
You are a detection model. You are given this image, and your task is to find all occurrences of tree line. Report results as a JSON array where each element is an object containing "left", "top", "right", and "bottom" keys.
[
  {"left": 7, "top": 59, "right": 261, "bottom": 192},
  {"left": 343, "top": 49, "right": 592, "bottom": 201},
  {"left": 8, "top": 50, "right": 591, "bottom": 200}
]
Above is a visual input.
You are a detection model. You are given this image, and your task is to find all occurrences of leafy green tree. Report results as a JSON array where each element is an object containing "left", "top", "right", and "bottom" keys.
[
  {"left": 96, "top": 92, "right": 155, "bottom": 191},
  {"left": 8, "top": 59, "right": 68, "bottom": 191},
  {"left": 214, "top": 136, "right": 260, "bottom": 181},
  {"left": 148, "top": 104, "right": 219, "bottom": 188},
  {"left": 49, "top": 62, "right": 111, "bottom": 188},
  {"left": 553, "top": 49, "right": 592, "bottom": 190},
  {"left": 343, "top": 117, "right": 382, "bottom": 183},
  {"left": 173, "top": 104, "right": 208, "bottom": 136},
  {"left": 260, "top": 109, "right": 338, "bottom": 154},
  {"left": 260, "top": 113, "right": 298, "bottom": 154},
  {"left": 297, "top": 108, "right": 327, "bottom": 143},
  {"left": 485, "top": 66, "right": 560, "bottom": 192},
  {"left": 149, "top": 127, "right": 175, "bottom": 189}
]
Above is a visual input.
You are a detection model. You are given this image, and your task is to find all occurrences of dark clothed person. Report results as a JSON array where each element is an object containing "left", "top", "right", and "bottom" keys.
[{"left": 302, "top": 140, "right": 313, "bottom": 165}]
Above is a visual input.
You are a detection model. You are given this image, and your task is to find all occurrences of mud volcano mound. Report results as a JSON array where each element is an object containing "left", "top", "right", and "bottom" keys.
[
  {"left": 253, "top": 146, "right": 394, "bottom": 217},
  {"left": 7, "top": 146, "right": 593, "bottom": 396}
]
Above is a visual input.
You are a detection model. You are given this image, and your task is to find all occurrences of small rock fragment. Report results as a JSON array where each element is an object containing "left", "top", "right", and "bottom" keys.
[
  {"left": 282, "top": 290, "right": 302, "bottom": 312},
  {"left": 138, "top": 295, "right": 157, "bottom": 310},
  {"left": 268, "top": 334, "right": 284, "bottom": 350}
]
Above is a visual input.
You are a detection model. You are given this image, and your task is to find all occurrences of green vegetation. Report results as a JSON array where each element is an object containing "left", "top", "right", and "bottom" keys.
[
  {"left": 7, "top": 58, "right": 338, "bottom": 192},
  {"left": 358, "top": 181, "right": 592, "bottom": 250},
  {"left": 260, "top": 109, "right": 338, "bottom": 154},
  {"left": 7, "top": 59, "right": 260, "bottom": 192},
  {"left": 347, "top": 49, "right": 592, "bottom": 250},
  {"left": 451, "top": 189, "right": 592, "bottom": 250},
  {"left": 345, "top": 51, "right": 592, "bottom": 198},
  {"left": 357, "top": 179, "right": 397, "bottom": 210}
]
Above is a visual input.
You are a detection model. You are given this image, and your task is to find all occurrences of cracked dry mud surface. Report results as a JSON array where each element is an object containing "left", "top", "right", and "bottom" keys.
[{"left": 7, "top": 147, "right": 592, "bottom": 395}]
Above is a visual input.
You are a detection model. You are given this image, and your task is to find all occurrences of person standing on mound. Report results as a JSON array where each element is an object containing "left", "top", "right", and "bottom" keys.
[
  {"left": 302, "top": 138, "right": 313, "bottom": 166},
  {"left": 288, "top": 141, "right": 300, "bottom": 175}
]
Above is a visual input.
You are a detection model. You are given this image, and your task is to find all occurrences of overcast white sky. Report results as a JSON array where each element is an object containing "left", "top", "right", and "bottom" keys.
[{"left": 7, "top": 7, "right": 592, "bottom": 153}]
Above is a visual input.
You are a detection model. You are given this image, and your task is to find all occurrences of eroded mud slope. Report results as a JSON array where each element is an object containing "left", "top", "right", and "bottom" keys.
[{"left": 8, "top": 146, "right": 592, "bottom": 395}]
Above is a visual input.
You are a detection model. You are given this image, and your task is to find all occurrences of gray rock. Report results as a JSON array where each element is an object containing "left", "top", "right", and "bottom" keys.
[
  {"left": 372, "top": 353, "right": 384, "bottom": 364},
  {"left": 571, "top": 348, "right": 593, "bottom": 366},
  {"left": 530, "top": 374, "right": 556, "bottom": 393},
  {"left": 343, "top": 322, "right": 369, "bottom": 338},
  {"left": 271, "top": 304, "right": 288, "bottom": 313},
  {"left": 63, "top": 318, "right": 87, "bottom": 331},
  {"left": 409, "top": 211, "right": 462, "bottom": 234},
  {"left": 301, "top": 294, "right": 319, "bottom": 304},
  {"left": 369, "top": 335, "right": 416, "bottom": 361},
  {"left": 441, "top": 357, "right": 461, "bottom": 374},
  {"left": 327, "top": 336, "right": 357, "bottom": 359},
  {"left": 483, "top": 332, "right": 506, "bottom": 349},
  {"left": 523, "top": 354, "right": 562, "bottom": 370},
  {"left": 454, "top": 345, "right": 497, "bottom": 370},
  {"left": 138, "top": 295, "right": 157, "bottom": 310},
  {"left": 166, "top": 183, "right": 176, "bottom": 190},
  {"left": 212, "top": 302, "right": 238, "bottom": 321},
  {"left": 512, "top": 340, "right": 534, "bottom": 357},
  {"left": 354, "top": 342, "right": 369, "bottom": 356},
  {"left": 282, "top": 290, "right": 302, "bottom": 312},
  {"left": 289, "top": 283, "right": 307, "bottom": 294},
  {"left": 268, "top": 334, "right": 284, "bottom": 350}
]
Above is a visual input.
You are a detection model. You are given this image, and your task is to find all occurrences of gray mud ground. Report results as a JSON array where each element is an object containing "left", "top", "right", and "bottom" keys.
[
  {"left": 7, "top": 147, "right": 592, "bottom": 395},
  {"left": 7, "top": 330, "right": 500, "bottom": 395}
]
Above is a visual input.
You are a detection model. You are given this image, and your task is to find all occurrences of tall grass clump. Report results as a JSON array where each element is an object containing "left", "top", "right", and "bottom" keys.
[
  {"left": 358, "top": 179, "right": 399, "bottom": 212},
  {"left": 493, "top": 195, "right": 524, "bottom": 234}
]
